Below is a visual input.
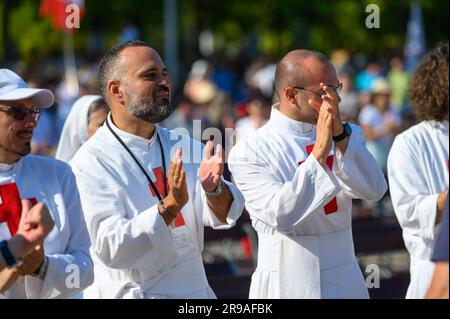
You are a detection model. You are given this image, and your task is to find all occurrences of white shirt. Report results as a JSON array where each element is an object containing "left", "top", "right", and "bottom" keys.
[
  {"left": 388, "top": 120, "right": 449, "bottom": 299},
  {"left": 228, "top": 105, "right": 387, "bottom": 298},
  {"left": 0, "top": 155, "right": 93, "bottom": 299},
  {"left": 70, "top": 115, "right": 245, "bottom": 299}
]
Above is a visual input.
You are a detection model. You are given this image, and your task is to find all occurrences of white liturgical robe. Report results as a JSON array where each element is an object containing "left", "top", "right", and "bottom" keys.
[
  {"left": 0, "top": 156, "right": 93, "bottom": 299},
  {"left": 228, "top": 105, "right": 387, "bottom": 299},
  {"left": 70, "top": 115, "right": 245, "bottom": 299},
  {"left": 388, "top": 120, "right": 449, "bottom": 299}
]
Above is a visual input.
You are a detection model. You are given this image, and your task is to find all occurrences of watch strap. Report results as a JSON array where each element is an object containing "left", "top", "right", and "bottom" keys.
[
  {"left": 333, "top": 122, "right": 351, "bottom": 142},
  {"left": 0, "top": 239, "right": 21, "bottom": 268}
]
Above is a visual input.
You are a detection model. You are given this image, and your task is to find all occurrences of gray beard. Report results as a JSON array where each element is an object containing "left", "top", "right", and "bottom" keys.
[{"left": 128, "top": 95, "right": 173, "bottom": 124}]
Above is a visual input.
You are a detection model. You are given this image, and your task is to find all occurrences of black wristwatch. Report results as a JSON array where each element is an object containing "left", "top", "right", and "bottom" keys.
[{"left": 333, "top": 122, "right": 352, "bottom": 142}]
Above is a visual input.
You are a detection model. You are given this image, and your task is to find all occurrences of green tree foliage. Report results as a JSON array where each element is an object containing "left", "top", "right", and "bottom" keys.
[{"left": 0, "top": 0, "right": 448, "bottom": 63}]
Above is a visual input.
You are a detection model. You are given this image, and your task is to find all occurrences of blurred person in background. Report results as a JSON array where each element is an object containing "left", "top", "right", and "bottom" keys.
[
  {"left": 425, "top": 194, "right": 449, "bottom": 299},
  {"left": 355, "top": 62, "right": 382, "bottom": 92},
  {"left": 337, "top": 71, "right": 359, "bottom": 123},
  {"left": 388, "top": 44, "right": 449, "bottom": 299},
  {"left": 358, "top": 79, "right": 401, "bottom": 173},
  {"left": 387, "top": 57, "right": 410, "bottom": 114},
  {"left": 162, "top": 96, "right": 194, "bottom": 135},
  {"left": 29, "top": 78, "right": 60, "bottom": 156},
  {"left": 425, "top": 194, "right": 448, "bottom": 299},
  {"left": 234, "top": 92, "right": 271, "bottom": 143},
  {"left": 55, "top": 95, "right": 109, "bottom": 162}
]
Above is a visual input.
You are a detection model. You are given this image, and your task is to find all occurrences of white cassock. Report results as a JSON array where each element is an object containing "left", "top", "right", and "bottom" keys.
[
  {"left": 387, "top": 120, "right": 449, "bottom": 299},
  {"left": 228, "top": 105, "right": 387, "bottom": 299},
  {"left": 0, "top": 156, "right": 93, "bottom": 299},
  {"left": 55, "top": 95, "right": 103, "bottom": 163},
  {"left": 70, "top": 114, "right": 245, "bottom": 299}
]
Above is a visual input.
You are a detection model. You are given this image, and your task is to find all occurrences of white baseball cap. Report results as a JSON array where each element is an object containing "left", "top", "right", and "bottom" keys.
[{"left": 0, "top": 69, "right": 54, "bottom": 108}]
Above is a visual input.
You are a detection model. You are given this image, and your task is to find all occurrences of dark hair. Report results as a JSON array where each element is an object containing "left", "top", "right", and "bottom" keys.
[
  {"left": 409, "top": 43, "right": 449, "bottom": 122},
  {"left": 98, "top": 40, "right": 151, "bottom": 102},
  {"left": 88, "top": 97, "right": 109, "bottom": 119}
]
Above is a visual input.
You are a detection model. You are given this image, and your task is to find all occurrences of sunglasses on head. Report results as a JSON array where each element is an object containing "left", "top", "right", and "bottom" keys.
[{"left": 0, "top": 105, "right": 40, "bottom": 122}]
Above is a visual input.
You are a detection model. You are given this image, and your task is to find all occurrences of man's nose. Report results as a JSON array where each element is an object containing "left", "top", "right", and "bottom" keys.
[
  {"left": 158, "top": 75, "right": 171, "bottom": 87},
  {"left": 23, "top": 117, "right": 37, "bottom": 128}
]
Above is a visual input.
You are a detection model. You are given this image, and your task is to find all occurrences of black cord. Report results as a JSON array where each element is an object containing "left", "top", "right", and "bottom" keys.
[{"left": 106, "top": 118, "right": 167, "bottom": 202}]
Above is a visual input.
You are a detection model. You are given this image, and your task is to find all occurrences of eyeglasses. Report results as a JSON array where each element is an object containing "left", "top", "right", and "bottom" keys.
[
  {"left": 292, "top": 82, "right": 343, "bottom": 96},
  {"left": 0, "top": 105, "right": 41, "bottom": 122}
]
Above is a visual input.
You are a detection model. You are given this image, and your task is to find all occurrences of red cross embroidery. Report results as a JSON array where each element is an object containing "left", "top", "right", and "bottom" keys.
[
  {"left": 149, "top": 167, "right": 186, "bottom": 227},
  {"left": 0, "top": 183, "right": 37, "bottom": 236},
  {"left": 298, "top": 145, "right": 338, "bottom": 215}
]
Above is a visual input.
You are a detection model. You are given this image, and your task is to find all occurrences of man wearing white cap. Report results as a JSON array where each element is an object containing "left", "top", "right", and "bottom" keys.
[{"left": 0, "top": 69, "right": 93, "bottom": 298}]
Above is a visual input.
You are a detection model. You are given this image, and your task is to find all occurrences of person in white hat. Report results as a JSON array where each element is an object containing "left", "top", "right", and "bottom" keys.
[
  {"left": 0, "top": 69, "right": 93, "bottom": 298},
  {"left": 358, "top": 78, "right": 402, "bottom": 173}
]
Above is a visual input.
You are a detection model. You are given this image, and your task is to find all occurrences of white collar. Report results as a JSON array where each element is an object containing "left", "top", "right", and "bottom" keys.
[
  {"left": 106, "top": 113, "right": 158, "bottom": 150},
  {"left": 0, "top": 157, "right": 23, "bottom": 173},
  {"left": 269, "top": 103, "right": 315, "bottom": 134},
  {"left": 437, "top": 120, "right": 449, "bottom": 133}
]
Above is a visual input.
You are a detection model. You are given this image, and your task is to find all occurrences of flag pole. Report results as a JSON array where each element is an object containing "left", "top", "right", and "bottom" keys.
[{"left": 63, "top": 28, "right": 79, "bottom": 97}]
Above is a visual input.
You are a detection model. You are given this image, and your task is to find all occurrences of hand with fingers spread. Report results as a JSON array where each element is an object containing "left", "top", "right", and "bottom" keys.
[
  {"left": 159, "top": 149, "right": 189, "bottom": 225},
  {"left": 311, "top": 102, "right": 333, "bottom": 166},
  {"left": 200, "top": 140, "right": 224, "bottom": 193}
]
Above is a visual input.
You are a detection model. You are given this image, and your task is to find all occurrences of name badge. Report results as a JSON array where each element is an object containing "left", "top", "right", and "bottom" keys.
[{"left": 171, "top": 226, "right": 190, "bottom": 249}]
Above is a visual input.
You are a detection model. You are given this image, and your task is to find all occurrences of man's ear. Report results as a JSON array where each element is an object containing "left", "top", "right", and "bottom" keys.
[
  {"left": 285, "top": 87, "right": 297, "bottom": 103},
  {"left": 109, "top": 80, "right": 125, "bottom": 104}
]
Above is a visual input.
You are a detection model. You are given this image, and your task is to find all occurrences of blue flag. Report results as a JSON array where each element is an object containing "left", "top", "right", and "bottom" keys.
[{"left": 404, "top": 0, "right": 427, "bottom": 71}]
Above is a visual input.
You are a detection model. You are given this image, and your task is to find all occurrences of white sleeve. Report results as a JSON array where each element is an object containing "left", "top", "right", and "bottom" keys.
[
  {"left": 228, "top": 143, "right": 341, "bottom": 232},
  {"left": 333, "top": 124, "right": 387, "bottom": 200},
  {"left": 25, "top": 168, "right": 94, "bottom": 299},
  {"left": 196, "top": 175, "right": 245, "bottom": 230},
  {"left": 388, "top": 134, "right": 439, "bottom": 240},
  {"left": 71, "top": 165, "right": 178, "bottom": 271}
]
